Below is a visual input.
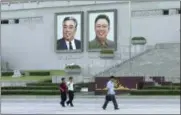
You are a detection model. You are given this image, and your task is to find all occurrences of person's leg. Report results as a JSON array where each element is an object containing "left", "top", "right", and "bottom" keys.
[
  {"left": 67, "top": 91, "right": 71, "bottom": 105},
  {"left": 112, "top": 95, "right": 119, "bottom": 110},
  {"left": 60, "top": 93, "right": 65, "bottom": 107},
  {"left": 70, "top": 91, "right": 74, "bottom": 106},
  {"left": 65, "top": 93, "right": 67, "bottom": 104},
  {"left": 102, "top": 95, "right": 109, "bottom": 109},
  {"left": 62, "top": 93, "right": 67, "bottom": 107}
]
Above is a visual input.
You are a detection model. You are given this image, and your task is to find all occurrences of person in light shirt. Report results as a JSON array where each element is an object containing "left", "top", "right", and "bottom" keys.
[
  {"left": 66, "top": 77, "right": 74, "bottom": 107},
  {"left": 102, "top": 76, "right": 119, "bottom": 110}
]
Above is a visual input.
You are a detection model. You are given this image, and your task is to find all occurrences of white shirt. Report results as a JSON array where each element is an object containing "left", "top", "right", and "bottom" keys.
[
  {"left": 107, "top": 80, "right": 115, "bottom": 95},
  {"left": 67, "top": 81, "right": 74, "bottom": 91},
  {"left": 65, "top": 39, "right": 76, "bottom": 50}
]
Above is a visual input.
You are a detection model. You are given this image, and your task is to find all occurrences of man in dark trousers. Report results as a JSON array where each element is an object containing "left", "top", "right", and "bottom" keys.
[
  {"left": 102, "top": 76, "right": 119, "bottom": 110},
  {"left": 66, "top": 77, "right": 74, "bottom": 107},
  {"left": 59, "top": 78, "right": 67, "bottom": 107}
]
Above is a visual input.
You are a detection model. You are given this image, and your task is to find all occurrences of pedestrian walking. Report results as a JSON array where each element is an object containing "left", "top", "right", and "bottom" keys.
[
  {"left": 59, "top": 78, "right": 67, "bottom": 107},
  {"left": 66, "top": 77, "right": 74, "bottom": 107},
  {"left": 102, "top": 76, "right": 119, "bottom": 110}
]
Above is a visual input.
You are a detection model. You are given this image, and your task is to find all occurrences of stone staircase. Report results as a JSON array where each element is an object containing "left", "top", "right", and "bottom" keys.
[{"left": 95, "top": 43, "right": 180, "bottom": 83}]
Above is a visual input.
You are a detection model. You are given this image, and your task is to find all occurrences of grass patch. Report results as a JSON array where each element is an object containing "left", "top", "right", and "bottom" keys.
[
  {"left": 0, "top": 70, "right": 66, "bottom": 81},
  {"left": 49, "top": 70, "right": 66, "bottom": 75}
]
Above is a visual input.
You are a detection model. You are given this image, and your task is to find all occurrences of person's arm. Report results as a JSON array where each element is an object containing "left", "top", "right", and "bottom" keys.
[
  {"left": 106, "top": 82, "right": 111, "bottom": 90},
  {"left": 66, "top": 81, "right": 70, "bottom": 87},
  {"left": 59, "top": 84, "right": 64, "bottom": 92}
]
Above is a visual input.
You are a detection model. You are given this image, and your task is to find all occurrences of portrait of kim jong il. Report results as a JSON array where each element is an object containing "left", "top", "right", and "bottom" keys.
[{"left": 88, "top": 10, "right": 117, "bottom": 51}]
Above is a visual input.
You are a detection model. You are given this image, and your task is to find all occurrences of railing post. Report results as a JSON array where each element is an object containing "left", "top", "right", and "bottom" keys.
[{"left": 128, "top": 1, "right": 132, "bottom": 75}]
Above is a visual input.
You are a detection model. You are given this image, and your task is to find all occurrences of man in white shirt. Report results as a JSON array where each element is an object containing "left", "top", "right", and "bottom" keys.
[
  {"left": 102, "top": 76, "right": 119, "bottom": 110},
  {"left": 66, "top": 77, "right": 74, "bottom": 107}
]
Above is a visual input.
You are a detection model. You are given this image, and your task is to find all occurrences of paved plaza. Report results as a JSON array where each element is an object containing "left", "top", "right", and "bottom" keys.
[{"left": 1, "top": 96, "right": 180, "bottom": 114}]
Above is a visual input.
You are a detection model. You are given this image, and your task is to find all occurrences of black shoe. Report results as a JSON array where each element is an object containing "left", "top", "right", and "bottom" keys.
[
  {"left": 102, "top": 107, "right": 106, "bottom": 110},
  {"left": 60, "top": 102, "right": 65, "bottom": 107},
  {"left": 115, "top": 108, "right": 119, "bottom": 110},
  {"left": 60, "top": 102, "right": 63, "bottom": 105},
  {"left": 62, "top": 104, "right": 65, "bottom": 107},
  {"left": 66, "top": 101, "right": 69, "bottom": 106},
  {"left": 70, "top": 103, "right": 74, "bottom": 107}
]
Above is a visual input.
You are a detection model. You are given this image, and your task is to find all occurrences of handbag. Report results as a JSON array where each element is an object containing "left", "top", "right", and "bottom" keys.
[{"left": 106, "top": 94, "right": 112, "bottom": 101}]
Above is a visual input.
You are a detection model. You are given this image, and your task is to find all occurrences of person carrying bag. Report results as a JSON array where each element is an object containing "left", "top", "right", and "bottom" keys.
[{"left": 102, "top": 76, "right": 119, "bottom": 110}]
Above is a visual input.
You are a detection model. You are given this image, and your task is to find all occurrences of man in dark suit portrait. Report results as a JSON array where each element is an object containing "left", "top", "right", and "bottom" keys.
[
  {"left": 89, "top": 14, "right": 115, "bottom": 49},
  {"left": 57, "top": 17, "right": 81, "bottom": 50}
]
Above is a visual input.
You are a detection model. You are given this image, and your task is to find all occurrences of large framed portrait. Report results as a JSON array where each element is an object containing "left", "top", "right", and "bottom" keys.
[
  {"left": 54, "top": 11, "right": 84, "bottom": 53},
  {"left": 87, "top": 9, "right": 117, "bottom": 51}
]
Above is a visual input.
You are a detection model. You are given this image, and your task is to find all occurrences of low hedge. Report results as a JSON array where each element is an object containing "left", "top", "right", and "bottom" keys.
[
  {"left": 27, "top": 83, "right": 58, "bottom": 87},
  {"left": 131, "top": 37, "right": 147, "bottom": 45},
  {"left": 1, "top": 90, "right": 60, "bottom": 95},
  {"left": 29, "top": 71, "right": 50, "bottom": 76},
  {"left": 1, "top": 86, "right": 59, "bottom": 90},
  {"left": 2, "top": 72, "right": 14, "bottom": 76},
  {"left": 39, "top": 79, "right": 52, "bottom": 83},
  {"left": 74, "top": 82, "right": 90, "bottom": 87},
  {"left": 2, "top": 84, "right": 84, "bottom": 92},
  {"left": 27, "top": 83, "right": 88, "bottom": 87},
  {"left": 130, "top": 90, "right": 180, "bottom": 95},
  {"left": 2, "top": 89, "right": 180, "bottom": 95},
  {"left": 2, "top": 71, "right": 25, "bottom": 76},
  {"left": 2, "top": 71, "right": 52, "bottom": 76},
  {"left": 1, "top": 82, "right": 93, "bottom": 93},
  {"left": 162, "top": 83, "right": 180, "bottom": 87},
  {"left": 143, "top": 86, "right": 180, "bottom": 90},
  {"left": 65, "top": 65, "right": 81, "bottom": 69},
  {"left": 100, "top": 49, "right": 114, "bottom": 54},
  {"left": 172, "top": 83, "right": 180, "bottom": 86}
]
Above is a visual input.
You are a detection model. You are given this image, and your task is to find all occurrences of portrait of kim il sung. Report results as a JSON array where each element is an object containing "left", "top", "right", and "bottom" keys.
[
  {"left": 88, "top": 9, "right": 117, "bottom": 51},
  {"left": 55, "top": 12, "right": 83, "bottom": 52}
]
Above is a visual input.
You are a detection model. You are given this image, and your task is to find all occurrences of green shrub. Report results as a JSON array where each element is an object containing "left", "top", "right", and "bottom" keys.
[
  {"left": 130, "top": 90, "right": 180, "bottom": 95},
  {"left": 1, "top": 86, "right": 59, "bottom": 90},
  {"left": 40, "top": 79, "right": 52, "bottom": 83},
  {"left": 100, "top": 49, "right": 114, "bottom": 54},
  {"left": 172, "top": 83, "right": 180, "bottom": 86},
  {"left": 1, "top": 90, "right": 60, "bottom": 95},
  {"left": 143, "top": 86, "right": 180, "bottom": 90},
  {"left": 131, "top": 37, "right": 147, "bottom": 45},
  {"left": 162, "top": 83, "right": 180, "bottom": 87},
  {"left": 29, "top": 71, "right": 50, "bottom": 76},
  {"left": 65, "top": 65, "right": 81, "bottom": 69},
  {"left": 2, "top": 72, "right": 14, "bottom": 76},
  {"left": 27, "top": 82, "right": 89, "bottom": 88},
  {"left": 75, "top": 82, "right": 89, "bottom": 87},
  {"left": 27, "top": 83, "right": 58, "bottom": 87},
  {"left": 10, "top": 82, "right": 91, "bottom": 92}
]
